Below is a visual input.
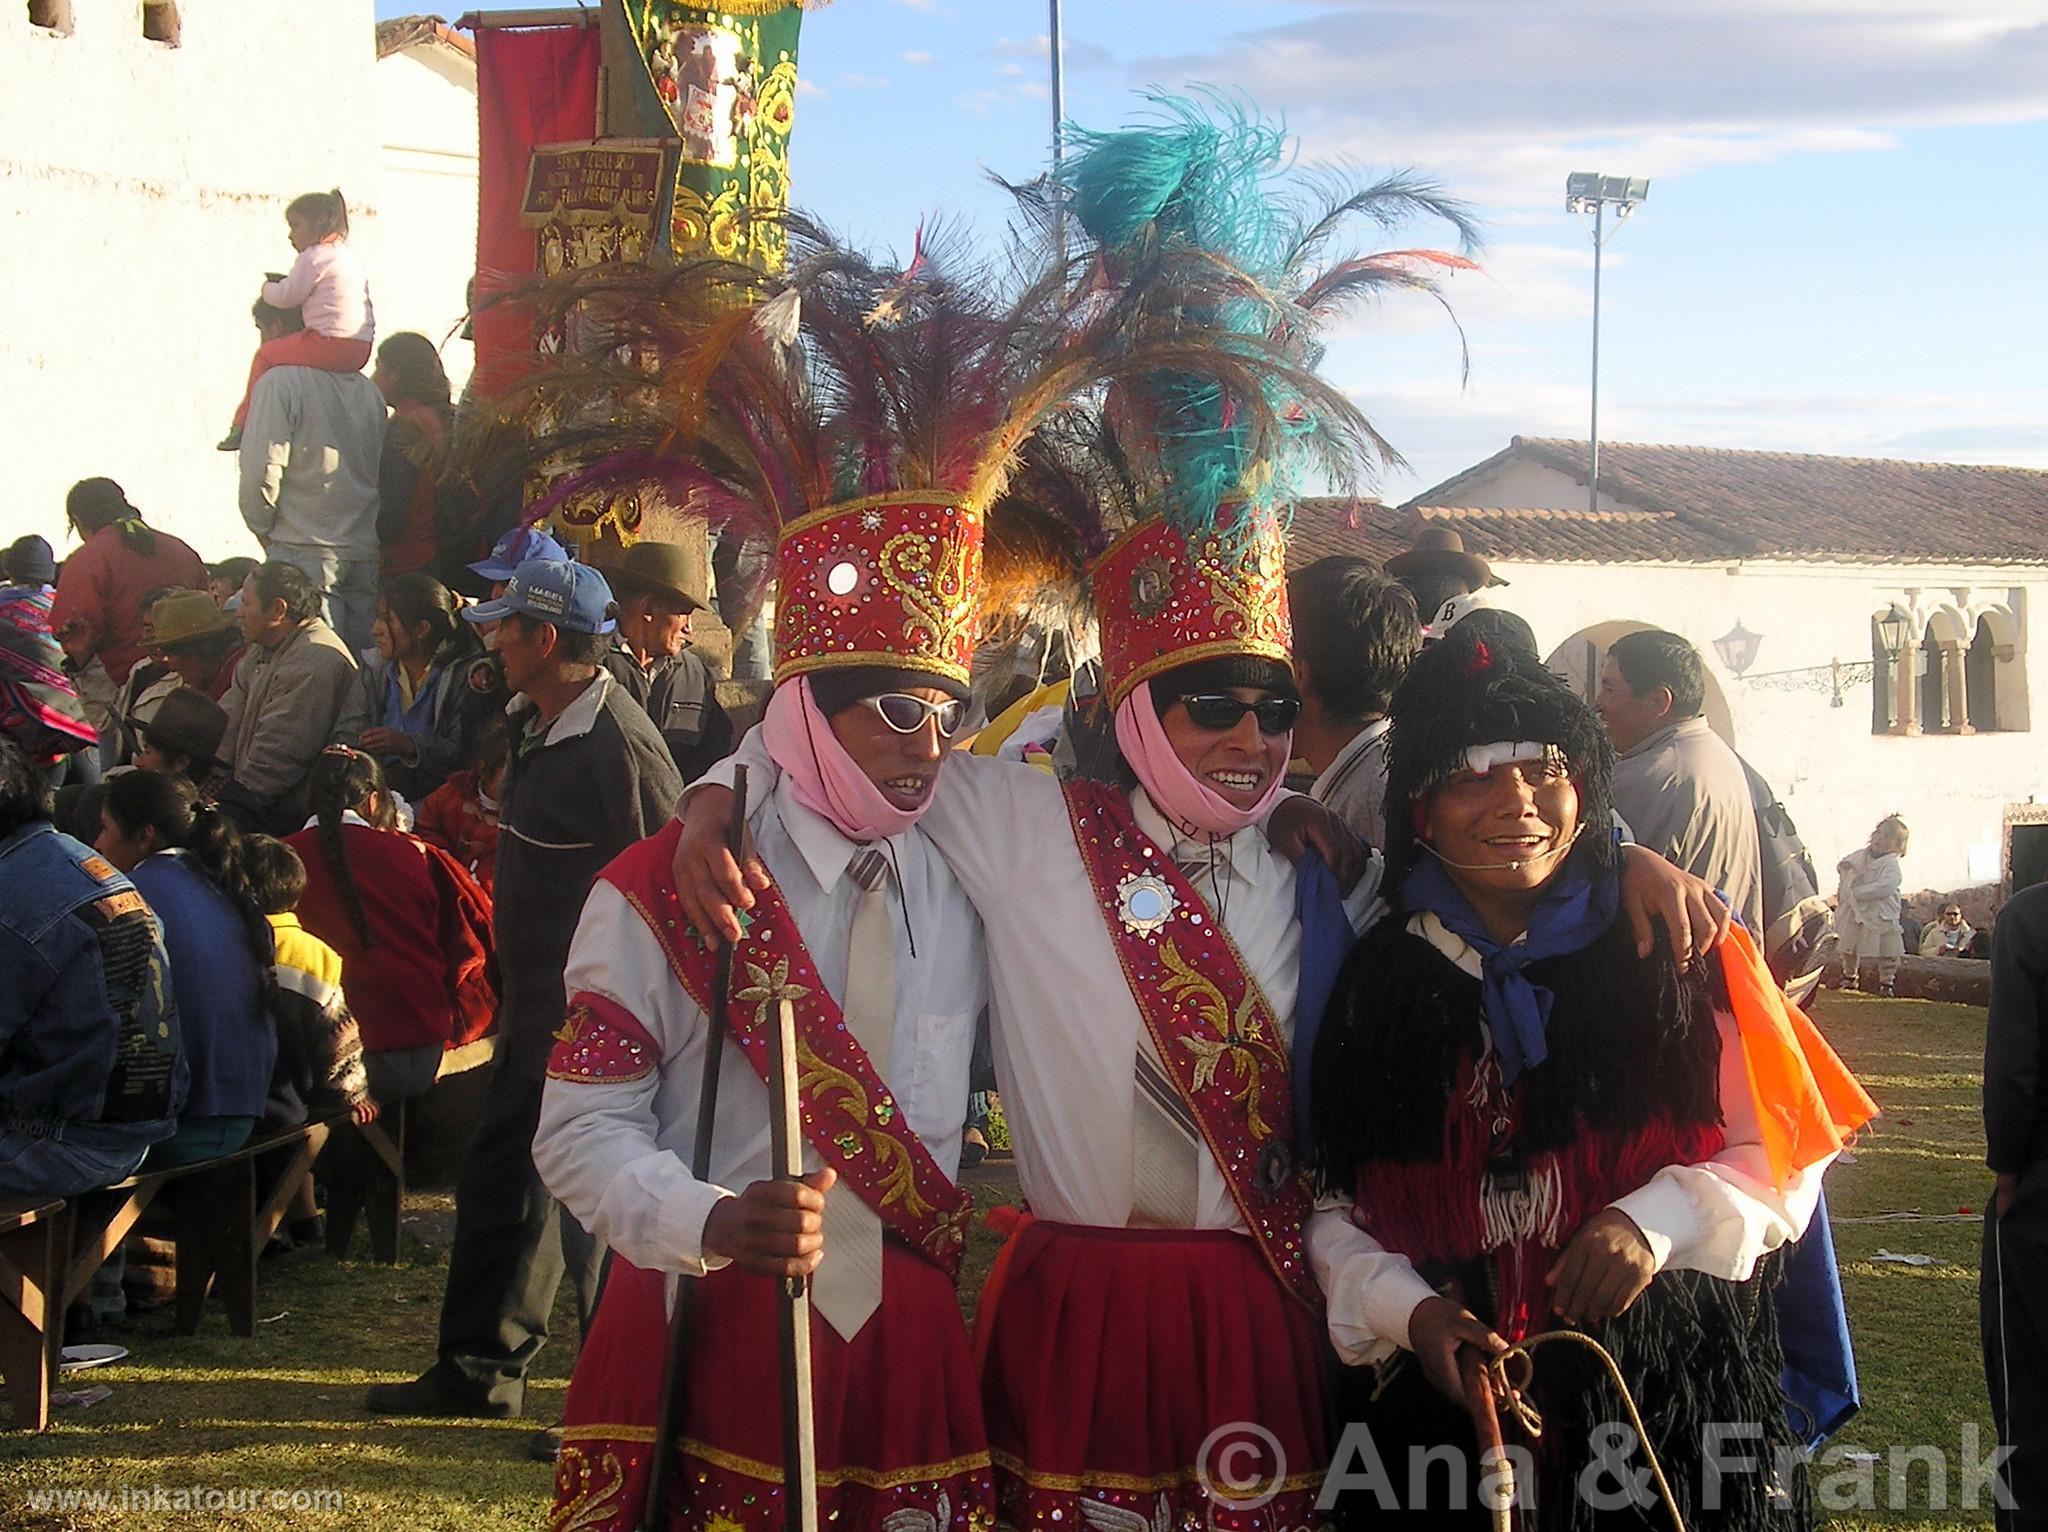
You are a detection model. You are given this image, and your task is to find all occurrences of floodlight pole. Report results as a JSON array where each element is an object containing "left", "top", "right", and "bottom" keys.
[
  {"left": 1569, "top": 173, "right": 1648, "bottom": 517},
  {"left": 1587, "top": 196, "right": 1604, "bottom": 518}
]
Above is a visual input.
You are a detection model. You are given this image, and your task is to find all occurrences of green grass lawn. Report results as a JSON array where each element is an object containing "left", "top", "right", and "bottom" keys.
[{"left": 0, "top": 994, "right": 2003, "bottom": 1528}]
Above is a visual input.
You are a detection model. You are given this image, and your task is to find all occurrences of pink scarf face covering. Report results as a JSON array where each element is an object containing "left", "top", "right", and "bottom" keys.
[
  {"left": 761, "top": 676, "right": 928, "bottom": 842},
  {"left": 1112, "top": 689, "right": 1288, "bottom": 839}
]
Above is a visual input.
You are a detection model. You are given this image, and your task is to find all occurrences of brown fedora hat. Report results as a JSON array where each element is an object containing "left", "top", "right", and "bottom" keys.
[
  {"left": 598, "top": 539, "right": 710, "bottom": 613},
  {"left": 127, "top": 687, "right": 228, "bottom": 767},
  {"left": 149, "top": 588, "right": 234, "bottom": 648},
  {"left": 1383, "top": 525, "right": 1505, "bottom": 590}
]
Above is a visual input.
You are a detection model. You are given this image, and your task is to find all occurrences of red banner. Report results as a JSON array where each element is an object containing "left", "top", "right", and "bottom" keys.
[{"left": 472, "top": 23, "right": 602, "bottom": 395}]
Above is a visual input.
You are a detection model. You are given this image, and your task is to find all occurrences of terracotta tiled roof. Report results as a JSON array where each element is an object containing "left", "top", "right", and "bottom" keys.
[
  {"left": 1284, "top": 498, "right": 1724, "bottom": 570},
  {"left": 1388, "top": 437, "right": 2048, "bottom": 565},
  {"left": 376, "top": 15, "right": 475, "bottom": 61}
]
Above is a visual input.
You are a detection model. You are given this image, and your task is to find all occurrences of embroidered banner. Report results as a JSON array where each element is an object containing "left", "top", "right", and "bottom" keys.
[
  {"left": 620, "top": 1, "right": 813, "bottom": 272},
  {"left": 593, "top": 821, "right": 973, "bottom": 1277},
  {"left": 1061, "top": 779, "right": 1320, "bottom": 1308}
]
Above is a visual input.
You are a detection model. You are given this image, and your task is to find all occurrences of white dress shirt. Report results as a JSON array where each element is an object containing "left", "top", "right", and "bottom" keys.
[
  {"left": 1308, "top": 910, "right": 1832, "bottom": 1366},
  {"left": 533, "top": 776, "right": 987, "bottom": 1277},
  {"left": 696, "top": 735, "right": 1383, "bottom": 1234}
]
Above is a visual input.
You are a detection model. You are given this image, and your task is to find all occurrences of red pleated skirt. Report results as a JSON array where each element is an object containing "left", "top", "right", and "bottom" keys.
[
  {"left": 552, "top": 1244, "right": 994, "bottom": 1532},
  {"left": 978, "top": 1222, "right": 1332, "bottom": 1532}
]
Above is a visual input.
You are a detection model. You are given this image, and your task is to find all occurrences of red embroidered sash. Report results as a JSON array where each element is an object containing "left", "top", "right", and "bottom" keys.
[
  {"left": 591, "top": 821, "right": 974, "bottom": 1279},
  {"left": 1060, "top": 780, "right": 1320, "bottom": 1308}
]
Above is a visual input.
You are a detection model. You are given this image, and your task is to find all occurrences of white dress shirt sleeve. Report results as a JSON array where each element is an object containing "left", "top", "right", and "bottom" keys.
[
  {"left": 682, "top": 725, "right": 773, "bottom": 807},
  {"left": 533, "top": 882, "right": 737, "bottom": 1277},
  {"left": 1607, "top": 1011, "right": 1830, "bottom": 1279},
  {"left": 1309, "top": 1197, "right": 1443, "bottom": 1366}
]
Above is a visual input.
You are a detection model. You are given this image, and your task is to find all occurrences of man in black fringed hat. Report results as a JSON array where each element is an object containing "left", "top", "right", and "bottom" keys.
[{"left": 1308, "top": 626, "right": 1875, "bottom": 1530}]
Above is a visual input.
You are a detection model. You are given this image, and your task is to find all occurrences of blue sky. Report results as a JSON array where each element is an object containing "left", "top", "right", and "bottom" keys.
[{"left": 391, "top": 1, "right": 2048, "bottom": 501}]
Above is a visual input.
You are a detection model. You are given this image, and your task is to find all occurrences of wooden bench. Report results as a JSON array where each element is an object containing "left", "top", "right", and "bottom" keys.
[
  {"left": 0, "top": 1196, "right": 66, "bottom": 1431},
  {"left": 325, "top": 1035, "right": 500, "bottom": 1264},
  {"left": 59, "top": 1116, "right": 336, "bottom": 1341}
]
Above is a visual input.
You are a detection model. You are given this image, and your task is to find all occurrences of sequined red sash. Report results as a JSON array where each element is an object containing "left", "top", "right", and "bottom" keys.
[
  {"left": 596, "top": 821, "right": 973, "bottom": 1278},
  {"left": 1060, "top": 780, "right": 1320, "bottom": 1308}
]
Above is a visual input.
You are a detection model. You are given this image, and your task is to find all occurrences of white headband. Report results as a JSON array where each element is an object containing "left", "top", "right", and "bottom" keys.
[{"left": 1459, "top": 740, "right": 1566, "bottom": 775}]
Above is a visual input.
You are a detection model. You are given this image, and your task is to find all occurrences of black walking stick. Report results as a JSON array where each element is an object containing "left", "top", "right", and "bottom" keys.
[{"left": 640, "top": 766, "right": 749, "bottom": 1532}]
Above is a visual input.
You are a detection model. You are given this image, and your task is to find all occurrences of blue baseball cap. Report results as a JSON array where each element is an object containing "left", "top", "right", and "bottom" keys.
[
  {"left": 462, "top": 559, "right": 618, "bottom": 635},
  {"left": 469, "top": 526, "right": 570, "bottom": 582}
]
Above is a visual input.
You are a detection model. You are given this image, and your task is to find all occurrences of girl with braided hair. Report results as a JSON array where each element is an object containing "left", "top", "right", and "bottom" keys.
[
  {"left": 284, "top": 746, "right": 496, "bottom": 1108},
  {"left": 96, "top": 768, "right": 277, "bottom": 1165}
]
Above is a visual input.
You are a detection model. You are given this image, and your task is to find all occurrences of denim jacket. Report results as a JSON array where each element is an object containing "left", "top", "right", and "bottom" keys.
[{"left": 0, "top": 823, "right": 187, "bottom": 1154}]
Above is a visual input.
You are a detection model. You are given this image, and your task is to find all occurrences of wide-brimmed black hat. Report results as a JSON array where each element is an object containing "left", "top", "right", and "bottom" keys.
[
  {"left": 127, "top": 688, "right": 228, "bottom": 768},
  {"left": 1384, "top": 525, "right": 1504, "bottom": 591}
]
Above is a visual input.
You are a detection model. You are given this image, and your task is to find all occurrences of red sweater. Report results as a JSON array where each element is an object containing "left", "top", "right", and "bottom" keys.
[
  {"left": 284, "top": 822, "right": 498, "bottom": 1053},
  {"left": 50, "top": 523, "right": 208, "bottom": 682},
  {"left": 413, "top": 769, "right": 499, "bottom": 892}
]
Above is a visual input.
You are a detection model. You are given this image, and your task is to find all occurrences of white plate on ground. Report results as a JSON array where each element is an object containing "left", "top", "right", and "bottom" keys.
[{"left": 59, "top": 1343, "right": 128, "bottom": 1372}]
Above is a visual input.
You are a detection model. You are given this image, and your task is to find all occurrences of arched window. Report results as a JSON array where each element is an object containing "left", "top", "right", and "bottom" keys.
[
  {"left": 1968, "top": 619, "right": 2001, "bottom": 732},
  {"left": 28, "top": 0, "right": 73, "bottom": 34}
]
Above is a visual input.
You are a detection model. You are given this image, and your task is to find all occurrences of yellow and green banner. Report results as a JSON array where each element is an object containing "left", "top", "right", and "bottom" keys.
[{"left": 620, "top": 1, "right": 813, "bottom": 271}]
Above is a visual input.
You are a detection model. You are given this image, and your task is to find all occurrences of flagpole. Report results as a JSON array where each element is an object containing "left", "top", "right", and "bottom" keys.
[{"left": 1049, "top": 0, "right": 1066, "bottom": 253}]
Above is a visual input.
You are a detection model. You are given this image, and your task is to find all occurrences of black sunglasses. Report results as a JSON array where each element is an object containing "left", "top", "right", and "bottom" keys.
[{"left": 1174, "top": 693, "right": 1301, "bottom": 736}]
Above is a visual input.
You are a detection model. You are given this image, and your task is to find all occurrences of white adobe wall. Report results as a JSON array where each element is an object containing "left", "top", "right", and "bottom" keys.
[
  {"left": 1499, "top": 557, "right": 2048, "bottom": 892},
  {"left": 372, "top": 43, "right": 477, "bottom": 396},
  {"left": 0, "top": 0, "right": 380, "bottom": 562},
  {"left": 1433, "top": 457, "right": 1626, "bottom": 512}
]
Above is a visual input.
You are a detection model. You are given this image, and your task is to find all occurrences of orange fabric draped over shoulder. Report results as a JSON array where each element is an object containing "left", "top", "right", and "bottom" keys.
[{"left": 1718, "top": 923, "right": 1879, "bottom": 1188}]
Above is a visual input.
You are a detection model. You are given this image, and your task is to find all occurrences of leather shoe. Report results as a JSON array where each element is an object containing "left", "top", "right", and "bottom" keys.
[{"left": 365, "top": 1369, "right": 517, "bottom": 1419}]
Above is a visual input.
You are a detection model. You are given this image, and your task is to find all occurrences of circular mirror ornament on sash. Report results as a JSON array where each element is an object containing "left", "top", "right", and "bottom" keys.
[{"left": 1116, "top": 872, "right": 1177, "bottom": 936}]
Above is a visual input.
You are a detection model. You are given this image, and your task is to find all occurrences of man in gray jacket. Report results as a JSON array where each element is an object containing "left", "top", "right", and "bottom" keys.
[
  {"left": 220, "top": 562, "right": 369, "bottom": 833},
  {"left": 236, "top": 297, "right": 386, "bottom": 656},
  {"left": 1596, "top": 627, "right": 1766, "bottom": 934}
]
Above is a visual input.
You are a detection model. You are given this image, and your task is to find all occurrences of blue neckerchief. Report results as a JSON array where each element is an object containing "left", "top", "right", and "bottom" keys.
[
  {"left": 1399, "top": 853, "right": 1619, "bottom": 1083},
  {"left": 1291, "top": 848, "right": 1356, "bottom": 1154}
]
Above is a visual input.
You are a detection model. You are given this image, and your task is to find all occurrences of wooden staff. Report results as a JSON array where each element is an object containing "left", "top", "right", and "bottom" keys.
[
  {"left": 766, "top": 991, "right": 820, "bottom": 1532},
  {"left": 640, "top": 767, "right": 750, "bottom": 1532},
  {"left": 1462, "top": 1348, "right": 1516, "bottom": 1532}
]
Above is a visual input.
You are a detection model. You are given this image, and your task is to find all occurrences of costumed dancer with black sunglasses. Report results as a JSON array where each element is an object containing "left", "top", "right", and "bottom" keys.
[{"left": 671, "top": 96, "right": 1734, "bottom": 1532}]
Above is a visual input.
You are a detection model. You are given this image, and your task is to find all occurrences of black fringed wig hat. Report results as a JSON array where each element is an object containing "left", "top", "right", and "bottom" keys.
[{"left": 1381, "top": 625, "right": 1617, "bottom": 886}]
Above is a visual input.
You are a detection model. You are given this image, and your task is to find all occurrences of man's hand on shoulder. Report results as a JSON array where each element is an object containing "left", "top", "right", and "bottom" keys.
[
  {"left": 1617, "top": 842, "right": 1731, "bottom": 970},
  {"left": 1266, "top": 794, "right": 1369, "bottom": 892},
  {"left": 672, "top": 784, "right": 769, "bottom": 945}
]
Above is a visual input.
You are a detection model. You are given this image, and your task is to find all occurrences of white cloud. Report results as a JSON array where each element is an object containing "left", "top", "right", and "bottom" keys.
[
  {"left": 1353, "top": 372, "right": 2048, "bottom": 501},
  {"left": 1128, "top": 3, "right": 2048, "bottom": 206},
  {"left": 901, "top": 50, "right": 939, "bottom": 68},
  {"left": 890, "top": 0, "right": 950, "bottom": 12},
  {"left": 797, "top": 77, "right": 826, "bottom": 99},
  {"left": 992, "top": 34, "right": 1050, "bottom": 61},
  {"left": 836, "top": 72, "right": 893, "bottom": 91}
]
